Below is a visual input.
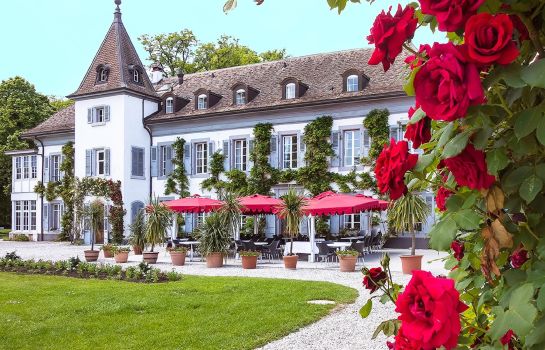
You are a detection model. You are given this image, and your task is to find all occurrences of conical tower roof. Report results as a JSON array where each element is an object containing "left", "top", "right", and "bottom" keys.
[{"left": 68, "top": 1, "right": 157, "bottom": 99}]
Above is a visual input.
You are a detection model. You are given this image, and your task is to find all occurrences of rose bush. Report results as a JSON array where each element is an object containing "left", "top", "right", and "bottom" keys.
[{"left": 374, "top": 140, "right": 418, "bottom": 200}]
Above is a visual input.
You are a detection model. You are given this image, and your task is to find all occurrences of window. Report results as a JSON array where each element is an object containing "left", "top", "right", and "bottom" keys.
[
  {"left": 196, "top": 212, "right": 207, "bottom": 227},
  {"left": 197, "top": 94, "right": 207, "bottom": 110},
  {"left": 347, "top": 75, "right": 359, "bottom": 92},
  {"left": 159, "top": 145, "right": 172, "bottom": 177},
  {"left": 131, "top": 147, "right": 145, "bottom": 178},
  {"left": 233, "top": 139, "right": 247, "bottom": 171},
  {"left": 344, "top": 214, "right": 361, "bottom": 230},
  {"left": 166, "top": 97, "right": 174, "bottom": 113},
  {"left": 50, "top": 155, "right": 61, "bottom": 182},
  {"left": 130, "top": 201, "right": 145, "bottom": 224},
  {"left": 133, "top": 69, "right": 140, "bottom": 83},
  {"left": 88, "top": 106, "right": 110, "bottom": 124},
  {"left": 96, "top": 150, "right": 105, "bottom": 176},
  {"left": 282, "top": 135, "right": 298, "bottom": 169},
  {"left": 23, "top": 156, "right": 30, "bottom": 179},
  {"left": 13, "top": 200, "right": 36, "bottom": 231},
  {"left": 51, "top": 203, "right": 62, "bottom": 231},
  {"left": 15, "top": 157, "right": 22, "bottom": 180},
  {"left": 285, "top": 83, "right": 296, "bottom": 99},
  {"left": 99, "top": 69, "right": 108, "bottom": 82},
  {"left": 195, "top": 142, "right": 208, "bottom": 174},
  {"left": 96, "top": 107, "right": 105, "bottom": 123},
  {"left": 31, "top": 156, "right": 37, "bottom": 179},
  {"left": 343, "top": 130, "right": 361, "bottom": 167},
  {"left": 235, "top": 89, "right": 246, "bottom": 105}
]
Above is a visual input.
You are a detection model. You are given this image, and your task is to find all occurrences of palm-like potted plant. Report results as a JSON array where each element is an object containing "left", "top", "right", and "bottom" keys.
[
  {"left": 144, "top": 197, "right": 173, "bottom": 264},
  {"left": 387, "top": 192, "right": 430, "bottom": 274},
  {"left": 129, "top": 210, "right": 145, "bottom": 255},
  {"left": 101, "top": 243, "right": 115, "bottom": 258},
  {"left": 83, "top": 199, "right": 103, "bottom": 262},
  {"left": 195, "top": 212, "right": 232, "bottom": 268},
  {"left": 113, "top": 246, "right": 130, "bottom": 263},
  {"left": 336, "top": 249, "right": 359, "bottom": 272},
  {"left": 276, "top": 189, "right": 307, "bottom": 270}
]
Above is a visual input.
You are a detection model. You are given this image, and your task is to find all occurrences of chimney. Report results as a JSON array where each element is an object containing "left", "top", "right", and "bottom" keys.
[
  {"left": 149, "top": 62, "right": 164, "bottom": 84},
  {"left": 176, "top": 68, "right": 184, "bottom": 84}
]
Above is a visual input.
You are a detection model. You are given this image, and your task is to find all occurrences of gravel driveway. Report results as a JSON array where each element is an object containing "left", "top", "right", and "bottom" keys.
[{"left": 0, "top": 241, "right": 447, "bottom": 350}]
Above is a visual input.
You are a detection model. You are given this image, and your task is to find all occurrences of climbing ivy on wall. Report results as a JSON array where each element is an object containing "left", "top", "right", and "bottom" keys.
[
  {"left": 362, "top": 108, "right": 390, "bottom": 164},
  {"left": 247, "top": 123, "right": 277, "bottom": 195},
  {"left": 165, "top": 137, "right": 190, "bottom": 197},
  {"left": 201, "top": 151, "right": 227, "bottom": 197}
]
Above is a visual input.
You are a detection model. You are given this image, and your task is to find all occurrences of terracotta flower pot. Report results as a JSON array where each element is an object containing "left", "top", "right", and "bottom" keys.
[
  {"left": 84, "top": 250, "right": 99, "bottom": 262},
  {"left": 170, "top": 251, "right": 186, "bottom": 266},
  {"left": 114, "top": 251, "right": 129, "bottom": 263},
  {"left": 339, "top": 255, "right": 357, "bottom": 272},
  {"left": 143, "top": 251, "right": 159, "bottom": 264},
  {"left": 241, "top": 255, "right": 258, "bottom": 269},
  {"left": 206, "top": 252, "right": 224, "bottom": 268},
  {"left": 132, "top": 246, "right": 143, "bottom": 255},
  {"left": 400, "top": 255, "right": 423, "bottom": 274},
  {"left": 103, "top": 250, "right": 114, "bottom": 258},
  {"left": 283, "top": 255, "right": 298, "bottom": 270}
]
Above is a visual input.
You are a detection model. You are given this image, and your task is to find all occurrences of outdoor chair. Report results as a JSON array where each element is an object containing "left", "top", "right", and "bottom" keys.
[
  {"left": 350, "top": 242, "right": 366, "bottom": 263},
  {"left": 316, "top": 242, "right": 335, "bottom": 263},
  {"left": 364, "top": 235, "right": 373, "bottom": 252},
  {"left": 261, "top": 240, "right": 281, "bottom": 262}
]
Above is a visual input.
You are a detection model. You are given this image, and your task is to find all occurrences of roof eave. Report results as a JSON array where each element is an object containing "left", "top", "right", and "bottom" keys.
[{"left": 21, "top": 128, "right": 75, "bottom": 139}]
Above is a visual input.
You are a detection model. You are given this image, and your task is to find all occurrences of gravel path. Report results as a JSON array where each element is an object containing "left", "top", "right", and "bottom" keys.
[{"left": 0, "top": 241, "right": 447, "bottom": 350}]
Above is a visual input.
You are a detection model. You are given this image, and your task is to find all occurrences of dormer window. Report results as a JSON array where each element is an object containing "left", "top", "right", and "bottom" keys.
[
  {"left": 133, "top": 70, "right": 140, "bottom": 83},
  {"left": 285, "top": 83, "right": 296, "bottom": 99},
  {"left": 128, "top": 64, "right": 144, "bottom": 85},
  {"left": 197, "top": 94, "right": 208, "bottom": 110},
  {"left": 99, "top": 69, "right": 108, "bottom": 82},
  {"left": 347, "top": 75, "right": 359, "bottom": 92},
  {"left": 235, "top": 89, "right": 246, "bottom": 105},
  {"left": 166, "top": 97, "right": 174, "bottom": 113},
  {"left": 95, "top": 64, "right": 110, "bottom": 84}
]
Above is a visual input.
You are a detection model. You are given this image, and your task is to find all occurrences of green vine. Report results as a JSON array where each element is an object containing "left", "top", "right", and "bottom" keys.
[
  {"left": 247, "top": 123, "right": 277, "bottom": 195},
  {"left": 201, "top": 151, "right": 227, "bottom": 197},
  {"left": 165, "top": 137, "right": 190, "bottom": 197},
  {"left": 224, "top": 169, "right": 250, "bottom": 195},
  {"left": 362, "top": 108, "right": 390, "bottom": 165}
]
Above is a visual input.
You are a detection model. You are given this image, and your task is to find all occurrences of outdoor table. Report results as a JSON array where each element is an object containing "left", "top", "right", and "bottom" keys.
[
  {"left": 340, "top": 237, "right": 365, "bottom": 242},
  {"left": 254, "top": 242, "right": 268, "bottom": 246},
  {"left": 180, "top": 241, "right": 200, "bottom": 261},
  {"left": 327, "top": 242, "right": 352, "bottom": 251}
]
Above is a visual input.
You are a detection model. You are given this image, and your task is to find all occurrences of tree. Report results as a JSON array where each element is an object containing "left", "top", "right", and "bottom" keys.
[
  {"left": 48, "top": 97, "right": 74, "bottom": 112},
  {"left": 259, "top": 49, "right": 288, "bottom": 62},
  {"left": 387, "top": 192, "right": 429, "bottom": 256},
  {"left": 0, "top": 77, "right": 55, "bottom": 227},
  {"left": 194, "top": 36, "right": 262, "bottom": 72}
]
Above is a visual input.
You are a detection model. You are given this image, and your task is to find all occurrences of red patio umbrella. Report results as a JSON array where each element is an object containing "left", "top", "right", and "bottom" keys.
[
  {"left": 304, "top": 191, "right": 379, "bottom": 216},
  {"left": 163, "top": 194, "right": 224, "bottom": 213},
  {"left": 238, "top": 194, "right": 283, "bottom": 214}
]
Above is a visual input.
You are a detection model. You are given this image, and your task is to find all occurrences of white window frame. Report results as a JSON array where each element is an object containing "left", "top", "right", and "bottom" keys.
[
  {"left": 166, "top": 97, "right": 174, "bottom": 113},
  {"left": 14, "top": 201, "right": 21, "bottom": 231},
  {"left": 235, "top": 89, "right": 246, "bottom": 105},
  {"left": 195, "top": 142, "right": 208, "bottom": 174},
  {"left": 344, "top": 214, "right": 361, "bottom": 230},
  {"left": 30, "top": 201, "right": 36, "bottom": 231},
  {"left": 196, "top": 212, "right": 207, "bottom": 227},
  {"left": 197, "top": 94, "right": 207, "bottom": 110},
  {"left": 233, "top": 139, "right": 247, "bottom": 171},
  {"left": 343, "top": 130, "right": 361, "bottom": 167},
  {"left": 131, "top": 147, "right": 145, "bottom": 178},
  {"left": 15, "top": 157, "right": 22, "bottom": 180},
  {"left": 159, "top": 145, "right": 169, "bottom": 177},
  {"left": 31, "top": 155, "right": 37, "bottom": 179},
  {"left": 99, "top": 69, "right": 107, "bottom": 82},
  {"left": 50, "top": 154, "right": 61, "bottom": 182},
  {"left": 133, "top": 69, "right": 140, "bottom": 83},
  {"left": 23, "top": 156, "right": 30, "bottom": 179},
  {"left": 96, "top": 149, "right": 106, "bottom": 176},
  {"left": 347, "top": 75, "right": 359, "bottom": 92},
  {"left": 14, "top": 200, "right": 36, "bottom": 232},
  {"left": 51, "top": 203, "right": 62, "bottom": 231},
  {"left": 95, "top": 107, "right": 105, "bottom": 123},
  {"left": 282, "top": 135, "right": 298, "bottom": 169},
  {"left": 285, "top": 83, "right": 296, "bottom": 99}
]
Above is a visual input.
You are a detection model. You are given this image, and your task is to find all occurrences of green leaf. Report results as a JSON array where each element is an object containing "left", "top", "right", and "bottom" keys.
[
  {"left": 520, "top": 174, "right": 543, "bottom": 203},
  {"left": 489, "top": 284, "right": 538, "bottom": 339},
  {"left": 537, "top": 284, "right": 545, "bottom": 311},
  {"left": 429, "top": 216, "right": 458, "bottom": 251},
  {"left": 502, "top": 64, "right": 526, "bottom": 88},
  {"left": 437, "top": 122, "right": 455, "bottom": 148},
  {"left": 472, "top": 126, "right": 493, "bottom": 149},
  {"left": 486, "top": 148, "right": 509, "bottom": 175},
  {"left": 408, "top": 108, "right": 426, "bottom": 125},
  {"left": 537, "top": 116, "right": 545, "bottom": 146},
  {"left": 359, "top": 299, "right": 372, "bottom": 318},
  {"left": 526, "top": 315, "right": 545, "bottom": 348},
  {"left": 521, "top": 59, "right": 545, "bottom": 88},
  {"left": 514, "top": 108, "right": 540, "bottom": 139},
  {"left": 404, "top": 67, "right": 420, "bottom": 96},
  {"left": 453, "top": 209, "right": 482, "bottom": 230},
  {"left": 503, "top": 166, "right": 532, "bottom": 194},
  {"left": 413, "top": 153, "right": 435, "bottom": 173},
  {"left": 442, "top": 131, "right": 471, "bottom": 158}
]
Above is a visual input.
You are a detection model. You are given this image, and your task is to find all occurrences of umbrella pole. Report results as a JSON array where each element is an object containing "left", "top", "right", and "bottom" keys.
[
  {"left": 309, "top": 215, "right": 316, "bottom": 263},
  {"left": 254, "top": 214, "right": 258, "bottom": 237}
]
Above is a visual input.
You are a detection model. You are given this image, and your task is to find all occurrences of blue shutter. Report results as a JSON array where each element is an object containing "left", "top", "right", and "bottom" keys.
[
  {"left": 298, "top": 134, "right": 305, "bottom": 167},
  {"left": 269, "top": 135, "right": 278, "bottom": 168},
  {"left": 185, "top": 213, "right": 193, "bottom": 233},
  {"left": 104, "top": 105, "right": 111, "bottom": 122},
  {"left": 330, "top": 131, "right": 340, "bottom": 167},
  {"left": 299, "top": 216, "right": 308, "bottom": 235},
  {"left": 248, "top": 139, "right": 254, "bottom": 170},
  {"left": 91, "top": 150, "right": 97, "bottom": 176},
  {"left": 43, "top": 156, "right": 49, "bottom": 183},
  {"left": 131, "top": 148, "right": 137, "bottom": 176},
  {"left": 363, "top": 129, "right": 370, "bottom": 157},
  {"left": 330, "top": 215, "right": 340, "bottom": 234},
  {"left": 150, "top": 146, "right": 158, "bottom": 177},
  {"left": 183, "top": 144, "right": 192, "bottom": 176},
  {"left": 222, "top": 140, "right": 230, "bottom": 171},
  {"left": 105, "top": 149, "right": 111, "bottom": 176},
  {"left": 165, "top": 146, "right": 173, "bottom": 176},
  {"left": 85, "top": 150, "right": 91, "bottom": 176},
  {"left": 42, "top": 203, "right": 49, "bottom": 231},
  {"left": 87, "top": 108, "right": 93, "bottom": 124}
]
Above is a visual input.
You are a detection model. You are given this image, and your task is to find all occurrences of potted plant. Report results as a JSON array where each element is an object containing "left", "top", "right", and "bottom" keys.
[
  {"left": 83, "top": 199, "right": 103, "bottom": 262},
  {"left": 195, "top": 212, "right": 232, "bottom": 268},
  {"left": 101, "top": 243, "right": 115, "bottom": 258},
  {"left": 276, "top": 189, "right": 307, "bottom": 270},
  {"left": 168, "top": 246, "right": 188, "bottom": 266},
  {"left": 129, "top": 210, "right": 145, "bottom": 255},
  {"left": 336, "top": 249, "right": 359, "bottom": 272},
  {"left": 144, "top": 197, "right": 173, "bottom": 264},
  {"left": 113, "top": 246, "right": 130, "bottom": 263},
  {"left": 240, "top": 250, "right": 260, "bottom": 269},
  {"left": 387, "top": 192, "right": 430, "bottom": 274}
]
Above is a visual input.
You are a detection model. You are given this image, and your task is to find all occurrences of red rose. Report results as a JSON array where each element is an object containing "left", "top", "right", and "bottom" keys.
[
  {"left": 404, "top": 44, "right": 431, "bottom": 69},
  {"left": 375, "top": 140, "right": 418, "bottom": 200},
  {"left": 388, "top": 327, "right": 424, "bottom": 350},
  {"left": 451, "top": 240, "right": 464, "bottom": 261},
  {"left": 510, "top": 247, "right": 529, "bottom": 269},
  {"left": 414, "top": 42, "right": 485, "bottom": 122},
  {"left": 510, "top": 14, "right": 530, "bottom": 41},
  {"left": 436, "top": 186, "right": 453, "bottom": 212},
  {"left": 464, "top": 13, "right": 519, "bottom": 67},
  {"left": 419, "top": 0, "right": 485, "bottom": 32},
  {"left": 443, "top": 144, "right": 495, "bottom": 190},
  {"left": 367, "top": 4, "right": 417, "bottom": 72},
  {"left": 404, "top": 105, "right": 431, "bottom": 149},
  {"left": 501, "top": 329, "right": 515, "bottom": 350},
  {"left": 363, "top": 267, "right": 388, "bottom": 293},
  {"left": 395, "top": 270, "right": 468, "bottom": 350}
]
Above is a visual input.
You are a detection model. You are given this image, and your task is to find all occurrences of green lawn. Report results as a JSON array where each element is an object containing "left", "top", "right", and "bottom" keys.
[
  {"left": 0, "top": 273, "right": 357, "bottom": 350},
  {"left": 0, "top": 229, "right": 9, "bottom": 240}
]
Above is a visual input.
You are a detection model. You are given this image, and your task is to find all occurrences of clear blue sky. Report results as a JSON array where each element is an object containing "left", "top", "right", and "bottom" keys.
[{"left": 0, "top": 0, "right": 442, "bottom": 97}]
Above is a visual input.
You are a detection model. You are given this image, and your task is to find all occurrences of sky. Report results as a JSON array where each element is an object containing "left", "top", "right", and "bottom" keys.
[{"left": 0, "top": 0, "right": 442, "bottom": 97}]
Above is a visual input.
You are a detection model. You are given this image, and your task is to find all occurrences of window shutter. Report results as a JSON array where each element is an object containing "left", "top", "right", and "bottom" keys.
[
  {"left": 131, "top": 202, "right": 138, "bottom": 223},
  {"left": 103, "top": 204, "right": 110, "bottom": 239},
  {"left": 85, "top": 150, "right": 91, "bottom": 176},
  {"left": 150, "top": 146, "right": 158, "bottom": 177},
  {"left": 165, "top": 146, "right": 173, "bottom": 176},
  {"left": 139, "top": 148, "right": 145, "bottom": 177},
  {"left": 185, "top": 213, "right": 193, "bottom": 233},
  {"left": 248, "top": 139, "right": 254, "bottom": 169},
  {"left": 183, "top": 144, "right": 192, "bottom": 176},
  {"left": 363, "top": 129, "right": 370, "bottom": 157},
  {"left": 42, "top": 203, "right": 49, "bottom": 231},
  {"left": 91, "top": 150, "right": 97, "bottom": 176},
  {"left": 330, "top": 131, "right": 340, "bottom": 167},
  {"left": 269, "top": 135, "right": 278, "bottom": 168},
  {"left": 222, "top": 140, "right": 230, "bottom": 171},
  {"left": 104, "top": 105, "right": 111, "bottom": 122},
  {"left": 43, "top": 156, "right": 49, "bottom": 182},
  {"left": 87, "top": 108, "right": 93, "bottom": 124},
  {"left": 330, "top": 215, "right": 340, "bottom": 234},
  {"left": 299, "top": 216, "right": 309, "bottom": 235},
  {"left": 48, "top": 204, "right": 54, "bottom": 231},
  {"left": 105, "top": 149, "right": 111, "bottom": 176},
  {"left": 298, "top": 135, "right": 306, "bottom": 167},
  {"left": 131, "top": 148, "right": 137, "bottom": 176}
]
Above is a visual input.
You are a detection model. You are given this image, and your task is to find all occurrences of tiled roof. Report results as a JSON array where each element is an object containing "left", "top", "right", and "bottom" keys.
[
  {"left": 67, "top": 8, "right": 157, "bottom": 99},
  {"left": 146, "top": 48, "right": 407, "bottom": 124},
  {"left": 21, "top": 104, "right": 75, "bottom": 138}
]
